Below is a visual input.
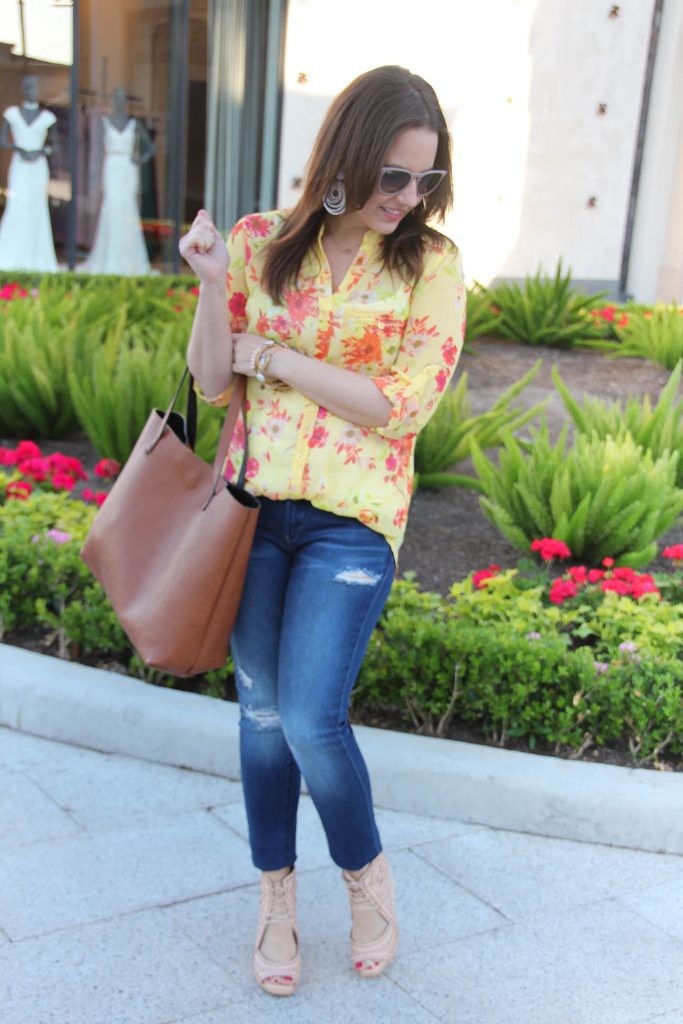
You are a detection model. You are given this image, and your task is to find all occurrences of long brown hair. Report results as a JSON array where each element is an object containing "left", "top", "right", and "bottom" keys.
[{"left": 262, "top": 66, "right": 453, "bottom": 302}]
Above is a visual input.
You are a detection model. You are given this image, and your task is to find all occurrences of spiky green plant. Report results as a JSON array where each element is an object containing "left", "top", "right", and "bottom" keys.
[
  {"left": 67, "top": 312, "right": 222, "bottom": 464},
  {"left": 465, "top": 282, "right": 502, "bottom": 342},
  {"left": 609, "top": 305, "right": 683, "bottom": 369},
  {"left": 414, "top": 361, "right": 547, "bottom": 490},
  {"left": 0, "top": 294, "right": 81, "bottom": 437},
  {"left": 471, "top": 427, "right": 683, "bottom": 567},
  {"left": 486, "top": 260, "right": 607, "bottom": 347},
  {"left": 553, "top": 360, "right": 683, "bottom": 486}
]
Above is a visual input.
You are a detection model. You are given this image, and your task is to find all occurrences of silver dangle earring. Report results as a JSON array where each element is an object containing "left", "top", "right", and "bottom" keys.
[{"left": 323, "top": 173, "right": 346, "bottom": 216}]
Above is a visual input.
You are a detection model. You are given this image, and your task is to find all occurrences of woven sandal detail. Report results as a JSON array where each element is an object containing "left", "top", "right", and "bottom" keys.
[
  {"left": 341, "top": 852, "right": 399, "bottom": 978},
  {"left": 253, "top": 868, "right": 301, "bottom": 997}
]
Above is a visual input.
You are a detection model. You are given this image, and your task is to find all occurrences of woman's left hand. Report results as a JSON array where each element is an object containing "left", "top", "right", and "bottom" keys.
[{"left": 232, "top": 333, "right": 269, "bottom": 377}]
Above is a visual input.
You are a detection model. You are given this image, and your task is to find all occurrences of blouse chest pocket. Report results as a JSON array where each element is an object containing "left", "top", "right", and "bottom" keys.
[{"left": 338, "top": 300, "right": 409, "bottom": 374}]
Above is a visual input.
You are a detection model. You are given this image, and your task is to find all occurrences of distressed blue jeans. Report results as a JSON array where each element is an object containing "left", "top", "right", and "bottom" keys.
[{"left": 231, "top": 497, "right": 395, "bottom": 872}]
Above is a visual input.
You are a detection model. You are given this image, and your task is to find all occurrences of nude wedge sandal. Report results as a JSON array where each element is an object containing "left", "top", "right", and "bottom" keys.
[
  {"left": 252, "top": 867, "right": 301, "bottom": 997},
  {"left": 341, "top": 852, "right": 399, "bottom": 977}
]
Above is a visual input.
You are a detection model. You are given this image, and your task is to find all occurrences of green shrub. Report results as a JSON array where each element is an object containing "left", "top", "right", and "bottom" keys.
[
  {"left": 0, "top": 491, "right": 95, "bottom": 638},
  {"left": 486, "top": 260, "right": 607, "bottom": 347},
  {"left": 465, "top": 282, "right": 502, "bottom": 342},
  {"left": 414, "top": 362, "right": 547, "bottom": 489},
  {"left": 471, "top": 426, "right": 683, "bottom": 567},
  {"left": 357, "top": 567, "right": 683, "bottom": 762},
  {"left": 553, "top": 360, "right": 683, "bottom": 485}
]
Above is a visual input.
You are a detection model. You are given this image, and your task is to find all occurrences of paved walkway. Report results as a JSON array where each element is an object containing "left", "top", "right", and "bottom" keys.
[{"left": 2, "top": 723, "right": 683, "bottom": 1024}]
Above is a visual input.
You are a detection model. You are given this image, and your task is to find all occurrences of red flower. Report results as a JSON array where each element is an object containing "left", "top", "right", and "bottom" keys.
[
  {"left": 0, "top": 446, "right": 18, "bottom": 466},
  {"left": 549, "top": 578, "right": 578, "bottom": 604},
  {"left": 0, "top": 282, "right": 28, "bottom": 301},
  {"left": 567, "top": 565, "right": 587, "bottom": 585},
  {"left": 94, "top": 491, "right": 108, "bottom": 507},
  {"left": 189, "top": 285, "right": 200, "bottom": 297},
  {"left": 601, "top": 579, "right": 630, "bottom": 596},
  {"left": 17, "top": 457, "right": 49, "bottom": 483},
  {"left": 531, "top": 538, "right": 572, "bottom": 561},
  {"left": 15, "top": 440, "right": 42, "bottom": 461},
  {"left": 616, "top": 314, "right": 629, "bottom": 328},
  {"left": 94, "top": 458, "right": 121, "bottom": 480},
  {"left": 82, "top": 488, "right": 96, "bottom": 502},
  {"left": 6, "top": 480, "right": 32, "bottom": 500},
  {"left": 51, "top": 472, "right": 76, "bottom": 491},
  {"left": 602, "top": 556, "right": 614, "bottom": 567},
  {"left": 472, "top": 564, "right": 501, "bottom": 590},
  {"left": 587, "top": 568, "right": 606, "bottom": 583},
  {"left": 228, "top": 292, "right": 247, "bottom": 319},
  {"left": 663, "top": 544, "right": 683, "bottom": 561},
  {"left": 47, "top": 452, "right": 88, "bottom": 481}
]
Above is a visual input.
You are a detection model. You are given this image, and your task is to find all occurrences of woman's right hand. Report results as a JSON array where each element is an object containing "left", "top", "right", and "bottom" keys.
[{"left": 178, "top": 209, "right": 229, "bottom": 285}]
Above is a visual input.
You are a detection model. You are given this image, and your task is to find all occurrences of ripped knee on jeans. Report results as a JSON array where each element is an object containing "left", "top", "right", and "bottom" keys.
[
  {"left": 241, "top": 704, "right": 281, "bottom": 730},
  {"left": 334, "top": 567, "right": 381, "bottom": 587}
]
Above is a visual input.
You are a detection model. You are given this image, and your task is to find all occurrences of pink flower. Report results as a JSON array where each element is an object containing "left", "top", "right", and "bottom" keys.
[
  {"left": 93, "top": 458, "right": 121, "bottom": 480},
  {"left": 82, "top": 488, "right": 96, "bottom": 502},
  {"left": 663, "top": 544, "right": 683, "bottom": 562},
  {"left": 567, "top": 565, "right": 588, "bottom": 585},
  {"left": 602, "top": 556, "right": 614, "bottom": 568},
  {"left": 594, "top": 661, "right": 609, "bottom": 674},
  {"left": 46, "top": 529, "right": 71, "bottom": 544},
  {"left": 587, "top": 568, "right": 606, "bottom": 583},
  {"left": 6, "top": 480, "right": 32, "bottom": 500},
  {"left": 531, "top": 538, "right": 572, "bottom": 561},
  {"left": 94, "top": 492, "right": 108, "bottom": 507}
]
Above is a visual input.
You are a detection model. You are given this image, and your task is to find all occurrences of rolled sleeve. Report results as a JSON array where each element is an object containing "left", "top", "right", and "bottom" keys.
[{"left": 371, "top": 243, "right": 466, "bottom": 440}]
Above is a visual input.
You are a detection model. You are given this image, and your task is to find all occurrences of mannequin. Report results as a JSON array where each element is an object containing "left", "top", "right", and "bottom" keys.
[
  {"left": 0, "top": 76, "right": 59, "bottom": 271},
  {"left": 82, "top": 86, "right": 155, "bottom": 275}
]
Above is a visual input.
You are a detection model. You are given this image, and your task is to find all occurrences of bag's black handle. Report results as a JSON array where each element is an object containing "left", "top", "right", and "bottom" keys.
[{"left": 146, "top": 369, "right": 250, "bottom": 496}]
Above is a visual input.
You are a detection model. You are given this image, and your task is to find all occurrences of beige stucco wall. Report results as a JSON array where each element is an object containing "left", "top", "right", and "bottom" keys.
[{"left": 278, "top": 0, "right": 659, "bottom": 293}]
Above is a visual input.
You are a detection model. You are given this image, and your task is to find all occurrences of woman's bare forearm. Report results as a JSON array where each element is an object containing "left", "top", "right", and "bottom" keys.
[
  {"left": 186, "top": 279, "right": 234, "bottom": 398},
  {"left": 268, "top": 347, "right": 392, "bottom": 428}
]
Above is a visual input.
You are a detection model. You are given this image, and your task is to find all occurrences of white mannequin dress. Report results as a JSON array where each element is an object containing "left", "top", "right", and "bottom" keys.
[
  {"left": 0, "top": 105, "right": 58, "bottom": 272},
  {"left": 83, "top": 118, "right": 150, "bottom": 275}
]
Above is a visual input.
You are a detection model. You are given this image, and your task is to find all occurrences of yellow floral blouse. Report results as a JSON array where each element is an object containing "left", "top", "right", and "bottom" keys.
[{"left": 206, "top": 209, "right": 466, "bottom": 563}]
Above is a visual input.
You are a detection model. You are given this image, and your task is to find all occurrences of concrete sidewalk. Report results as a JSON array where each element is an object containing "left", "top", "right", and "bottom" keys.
[{"left": 2, "top": 726, "right": 683, "bottom": 1022}]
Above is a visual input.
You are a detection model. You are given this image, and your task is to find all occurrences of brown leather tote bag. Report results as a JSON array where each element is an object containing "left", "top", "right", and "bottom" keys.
[{"left": 81, "top": 370, "right": 259, "bottom": 677}]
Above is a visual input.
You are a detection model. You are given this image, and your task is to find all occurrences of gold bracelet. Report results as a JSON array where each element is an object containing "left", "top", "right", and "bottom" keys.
[{"left": 255, "top": 343, "right": 278, "bottom": 383}]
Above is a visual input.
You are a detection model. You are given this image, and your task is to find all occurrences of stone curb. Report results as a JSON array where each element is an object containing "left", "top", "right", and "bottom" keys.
[{"left": 1, "top": 643, "right": 682, "bottom": 855}]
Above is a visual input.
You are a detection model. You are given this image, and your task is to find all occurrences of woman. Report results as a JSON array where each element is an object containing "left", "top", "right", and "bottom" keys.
[{"left": 179, "top": 65, "right": 466, "bottom": 997}]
